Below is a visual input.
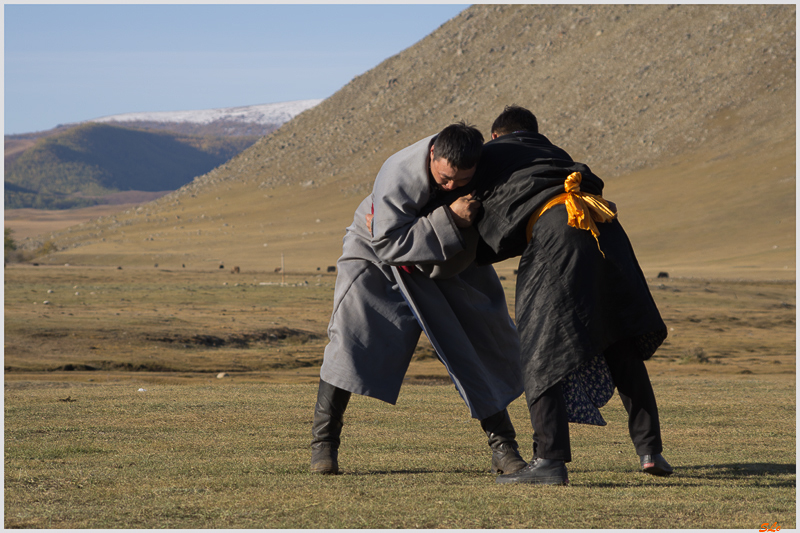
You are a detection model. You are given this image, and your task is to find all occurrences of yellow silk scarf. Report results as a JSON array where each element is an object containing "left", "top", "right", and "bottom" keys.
[{"left": 525, "top": 172, "right": 618, "bottom": 257}]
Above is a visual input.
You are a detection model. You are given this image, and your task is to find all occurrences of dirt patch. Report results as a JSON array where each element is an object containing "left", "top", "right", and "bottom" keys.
[
  {"left": 4, "top": 361, "right": 176, "bottom": 373},
  {"left": 405, "top": 375, "right": 451, "bottom": 386},
  {"left": 147, "top": 327, "right": 320, "bottom": 348}
]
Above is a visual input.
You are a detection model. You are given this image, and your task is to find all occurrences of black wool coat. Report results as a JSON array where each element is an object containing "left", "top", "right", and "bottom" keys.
[{"left": 471, "top": 132, "right": 667, "bottom": 404}]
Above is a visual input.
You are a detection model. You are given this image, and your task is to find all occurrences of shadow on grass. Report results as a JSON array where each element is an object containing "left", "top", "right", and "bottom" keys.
[
  {"left": 310, "top": 463, "right": 797, "bottom": 481},
  {"left": 680, "top": 462, "right": 796, "bottom": 479},
  {"left": 575, "top": 463, "right": 796, "bottom": 488},
  {"left": 340, "top": 468, "right": 491, "bottom": 476}
]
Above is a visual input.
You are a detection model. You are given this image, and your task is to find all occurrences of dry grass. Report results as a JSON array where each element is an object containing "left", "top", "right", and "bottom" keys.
[
  {"left": 4, "top": 375, "right": 795, "bottom": 529},
  {"left": 3, "top": 266, "right": 335, "bottom": 378},
  {"left": 4, "top": 265, "right": 795, "bottom": 528},
  {"left": 4, "top": 266, "right": 795, "bottom": 381},
  {"left": 5, "top": 203, "right": 155, "bottom": 242}
]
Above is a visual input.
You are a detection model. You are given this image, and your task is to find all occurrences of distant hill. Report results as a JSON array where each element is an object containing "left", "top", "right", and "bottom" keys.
[
  {"left": 18, "top": 5, "right": 797, "bottom": 280},
  {"left": 87, "top": 99, "right": 323, "bottom": 137},
  {"left": 77, "top": 120, "right": 280, "bottom": 138},
  {"left": 4, "top": 123, "right": 258, "bottom": 209},
  {"left": 4, "top": 100, "right": 322, "bottom": 209}
]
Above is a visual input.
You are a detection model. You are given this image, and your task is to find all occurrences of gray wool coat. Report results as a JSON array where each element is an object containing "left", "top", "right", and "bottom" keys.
[{"left": 319, "top": 135, "right": 523, "bottom": 420}]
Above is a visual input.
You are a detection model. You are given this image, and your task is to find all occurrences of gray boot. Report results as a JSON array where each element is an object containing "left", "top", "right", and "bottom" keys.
[
  {"left": 310, "top": 379, "right": 351, "bottom": 475},
  {"left": 480, "top": 409, "right": 528, "bottom": 474}
]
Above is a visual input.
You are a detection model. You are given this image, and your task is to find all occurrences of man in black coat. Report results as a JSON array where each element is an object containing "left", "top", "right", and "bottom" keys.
[{"left": 471, "top": 105, "right": 673, "bottom": 485}]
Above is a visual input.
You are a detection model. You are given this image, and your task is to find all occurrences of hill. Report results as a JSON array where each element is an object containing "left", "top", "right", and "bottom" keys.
[
  {"left": 4, "top": 100, "right": 323, "bottom": 210},
  {"left": 88, "top": 99, "right": 323, "bottom": 137},
  {"left": 21, "top": 4, "right": 796, "bottom": 280},
  {"left": 4, "top": 123, "right": 259, "bottom": 209}
]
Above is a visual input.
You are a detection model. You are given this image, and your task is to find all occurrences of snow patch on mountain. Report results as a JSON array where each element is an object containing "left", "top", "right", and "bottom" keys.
[{"left": 88, "top": 99, "right": 323, "bottom": 126}]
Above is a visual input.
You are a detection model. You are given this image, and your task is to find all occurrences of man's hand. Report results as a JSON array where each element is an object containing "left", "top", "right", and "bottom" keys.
[{"left": 449, "top": 192, "right": 481, "bottom": 228}]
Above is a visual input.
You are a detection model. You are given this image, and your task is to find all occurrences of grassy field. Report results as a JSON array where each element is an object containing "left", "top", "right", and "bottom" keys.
[
  {"left": 4, "top": 378, "right": 795, "bottom": 529},
  {"left": 4, "top": 265, "right": 796, "bottom": 528}
]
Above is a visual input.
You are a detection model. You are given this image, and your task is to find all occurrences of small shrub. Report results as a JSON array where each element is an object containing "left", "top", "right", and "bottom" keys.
[
  {"left": 681, "top": 346, "right": 710, "bottom": 364},
  {"left": 35, "top": 240, "right": 58, "bottom": 257},
  {"left": 4, "top": 237, "right": 59, "bottom": 264},
  {"left": 4, "top": 229, "right": 17, "bottom": 264}
]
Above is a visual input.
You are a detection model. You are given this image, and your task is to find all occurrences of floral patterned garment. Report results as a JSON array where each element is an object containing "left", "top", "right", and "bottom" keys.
[{"left": 561, "top": 354, "right": 615, "bottom": 426}]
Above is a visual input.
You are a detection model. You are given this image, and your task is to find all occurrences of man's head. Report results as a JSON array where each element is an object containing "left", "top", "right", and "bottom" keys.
[
  {"left": 490, "top": 105, "right": 539, "bottom": 139},
  {"left": 429, "top": 122, "right": 484, "bottom": 191}
]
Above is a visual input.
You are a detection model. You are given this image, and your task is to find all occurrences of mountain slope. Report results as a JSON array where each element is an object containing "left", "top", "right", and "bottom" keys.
[
  {"left": 29, "top": 5, "right": 796, "bottom": 280},
  {"left": 5, "top": 123, "right": 258, "bottom": 209}
]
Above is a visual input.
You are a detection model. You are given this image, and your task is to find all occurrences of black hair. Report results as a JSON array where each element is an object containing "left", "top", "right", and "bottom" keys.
[
  {"left": 491, "top": 105, "right": 539, "bottom": 136},
  {"left": 432, "top": 121, "right": 484, "bottom": 169}
]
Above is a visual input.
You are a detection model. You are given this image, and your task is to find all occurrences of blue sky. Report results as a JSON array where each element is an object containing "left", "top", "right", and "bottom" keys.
[{"left": 4, "top": 4, "right": 468, "bottom": 135}]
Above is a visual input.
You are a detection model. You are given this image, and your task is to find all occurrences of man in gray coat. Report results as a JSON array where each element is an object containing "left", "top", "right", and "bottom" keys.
[{"left": 312, "top": 123, "right": 526, "bottom": 476}]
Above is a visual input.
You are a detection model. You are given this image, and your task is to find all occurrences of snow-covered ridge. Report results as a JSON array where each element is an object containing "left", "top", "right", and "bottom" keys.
[{"left": 88, "top": 99, "right": 323, "bottom": 126}]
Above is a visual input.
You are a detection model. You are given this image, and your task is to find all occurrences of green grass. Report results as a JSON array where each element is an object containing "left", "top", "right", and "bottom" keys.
[{"left": 5, "top": 375, "right": 795, "bottom": 529}]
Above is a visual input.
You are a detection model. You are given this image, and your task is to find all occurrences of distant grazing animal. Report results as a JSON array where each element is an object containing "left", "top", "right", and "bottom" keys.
[
  {"left": 327, "top": 266, "right": 336, "bottom": 273},
  {"left": 231, "top": 266, "right": 240, "bottom": 274},
  {"left": 657, "top": 272, "right": 669, "bottom": 279},
  {"left": 274, "top": 267, "right": 282, "bottom": 273},
  {"left": 219, "top": 264, "right": 225, "bottom": 269}
]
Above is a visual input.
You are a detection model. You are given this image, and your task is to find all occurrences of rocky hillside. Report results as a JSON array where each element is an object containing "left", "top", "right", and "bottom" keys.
[
  {"left": 30, "top": 5, "right": 796, "bottom": 279},
  {"left": 182, "top": 5, "right": 793, "bottom": 189}
]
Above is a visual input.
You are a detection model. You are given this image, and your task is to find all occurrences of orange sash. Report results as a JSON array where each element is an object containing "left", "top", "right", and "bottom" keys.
[{"left": 525, "top": 172, "right": 618, "bottom": 257}]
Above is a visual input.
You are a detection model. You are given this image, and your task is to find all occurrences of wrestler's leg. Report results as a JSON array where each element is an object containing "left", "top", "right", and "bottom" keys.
[
  {"left": 310, "top": 379, "right": 352, "bottom": 475},
  {"left": 604, "top": 338, "right": 672, "bottom": 476}
]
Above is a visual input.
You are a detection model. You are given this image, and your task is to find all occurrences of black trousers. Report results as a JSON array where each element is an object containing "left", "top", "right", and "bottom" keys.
[{"left": 529, "top": 337, "right": 663, "bottom": 462}]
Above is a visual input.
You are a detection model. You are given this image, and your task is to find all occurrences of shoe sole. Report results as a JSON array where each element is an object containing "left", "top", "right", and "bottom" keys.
[
  {"left": 492, "top": 464, "right": 528, "bottom": 475},
  {"left": 642, "top": 465, "right": 673, "bottom": 476},
  {"left": 310, "top": 463, "right": 339, "bottom": 475},
  {"left": 496, "top": 475, "right": 568, "bottom": 485}
]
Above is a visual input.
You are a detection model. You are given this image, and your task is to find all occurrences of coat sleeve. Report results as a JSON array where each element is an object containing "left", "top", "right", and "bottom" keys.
[
  {"left": 419, "top": 226, "right": 479, "bottom": 278},
  {"left": 370, "top": 158, "right": 465, "bottom": 266}
]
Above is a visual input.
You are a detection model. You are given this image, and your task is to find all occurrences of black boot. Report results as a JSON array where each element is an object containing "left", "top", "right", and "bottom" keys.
[
  {"left": 640, "top": 453, "right": 673, "bottom": 476},
  {"left": 496, "top": 457, "right": 569, "bottom": 485},
  {"left": 310, "top": 379, "right": 351, "bottom": 475},
  {"left": 480, "top": 409, "right": 527, "bottom": 475}
]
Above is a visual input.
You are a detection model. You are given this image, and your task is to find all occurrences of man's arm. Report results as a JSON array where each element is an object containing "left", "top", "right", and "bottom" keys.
[
  {"left": 368, "top": 158, "right": 467, "bottom": 266},
  {"left": 366, "top": 192, "right": 480, "bottom": 278},
  {"left": 366, "top": 192, "right": 479, "bottom": 233}
]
